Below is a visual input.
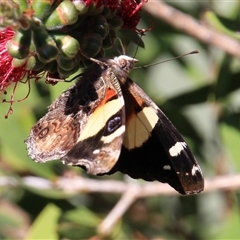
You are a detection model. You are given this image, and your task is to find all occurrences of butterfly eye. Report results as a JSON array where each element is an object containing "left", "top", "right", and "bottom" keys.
[
  {"left": 38, "top": 127, "right": 49, "bottom": 138},
  {"left": 119, "top": 58, "right": 127, "bottom": 68}
]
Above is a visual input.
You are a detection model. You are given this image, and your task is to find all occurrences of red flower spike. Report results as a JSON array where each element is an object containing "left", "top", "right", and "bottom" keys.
[
  {"left": 128, "top": 0, "right": 146, "bottom": 17},
  {"left": 0, "top": 27, "right": 24, "bottom": 93},
  {"left": 0, "top": 27, "right": 41, "bottom": 118},
  {"left": 120, "top": 0, "right": 147, "bottom": 29}
]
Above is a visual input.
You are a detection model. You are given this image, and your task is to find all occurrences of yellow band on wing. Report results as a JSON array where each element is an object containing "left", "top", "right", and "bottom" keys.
[
  {"left": 77, "top": 96, "right": 124, "bottom": 142},
  {"left": 124, "top": 106, "right": 158, "bottom": 149}
]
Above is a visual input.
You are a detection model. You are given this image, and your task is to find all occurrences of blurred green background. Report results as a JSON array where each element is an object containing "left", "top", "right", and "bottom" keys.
[{"left": 1, "top": 1, "right": 240, "bottom": 239}]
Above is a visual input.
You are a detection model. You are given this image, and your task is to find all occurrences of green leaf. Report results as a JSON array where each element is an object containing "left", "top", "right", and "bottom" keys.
[
  {"left": 58, "top": 206, "right": 101, "bottom": 239},
  {"left": 220, "top": 123, "right": 240, "bottom": 171},
  {"left": 203, "top": 11, "right": 240, "bottom": 40},
  {"left": 119, "top": 28, "right": 145, "bottom": 48},
  {"left": 214, "top": 204, "right": 240, "bottom": 239},
  {"left": 215, "top": 56, "right": 240, "bottom": 99},
  {"left": 63, "top": 206, "right": 101, "bottom": 226},
  {"left": 26, "top": 203, "right": 61, "bottom": 240},
  {"left": 162, "top": 83, "right": 212, "bottom": 107}
]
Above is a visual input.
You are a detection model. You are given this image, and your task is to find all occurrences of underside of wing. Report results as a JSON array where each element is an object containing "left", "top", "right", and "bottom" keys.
[
  {"left": 109, "top": 78, "right": 204, "bottom": 194},
  {"left": 25, "top": 85, "right": 81, "bottom": 162},
  {"left": 62, "top": 86, "right": 126, "bottom": 175}
]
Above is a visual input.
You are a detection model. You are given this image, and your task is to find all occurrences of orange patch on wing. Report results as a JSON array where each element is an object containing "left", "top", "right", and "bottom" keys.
[
  {"left": 98, "top": 88, "right": 118, "bottom": 107},
  {"left": 128, "top": 88, "right": 144, "bottom": 106},
  {"left": 77, "top": 90, "right": 124, "bottom": 142}
]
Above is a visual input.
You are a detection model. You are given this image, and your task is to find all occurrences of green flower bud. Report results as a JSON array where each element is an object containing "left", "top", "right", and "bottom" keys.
[
  {"left": 80, "top": 33, "right": 102, "bottom": 57},
  {"left": 53, "top": 33, "right": 80, "bottom": 59},
  {"left": 102, "top": 29, "right": 116, "bottom": 49},
  {"left": 7, "top": 28, "right": 31, "bottom": 59},
  {"left": 92, "top": 15, "right": 109, "bottom": 39},
  {"left": 109, "top": 16, "right": 124, "bottom": 30},
  {"left": 32, "top": 27, "right": 58, "bottom": 63},
  {"left": 44, "top": 0, "right": 78, "bottom": 30},
  {"left": 12, "top": 58, "right": 27, "bottom": 68},
  {"left": 71, "top": 0, "right": 89, "bottom": 14},
  {"left": 31, "top": 56, "right": 45, "bottom": 71},
  {"left": 32, "top": 0, "right": 55, "bottom": 20}
]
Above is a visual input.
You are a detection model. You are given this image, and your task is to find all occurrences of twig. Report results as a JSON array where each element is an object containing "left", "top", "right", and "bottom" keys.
[
  {"left": 1, "top": 175, "right": 240, "bottom": 195},
  {"left": 1, "top": 174, "right": 240, "bottom": 235},
  {"left": 143, "top": 1, "right": 240, "bottom": 58},
  {"left": 98, "top": 185, "right": 141, "bottom": 236}
]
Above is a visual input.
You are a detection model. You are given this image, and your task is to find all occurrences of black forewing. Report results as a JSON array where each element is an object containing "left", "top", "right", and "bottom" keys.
[{"left": 109, "top": 78, "right": 204, "bottom": 194}]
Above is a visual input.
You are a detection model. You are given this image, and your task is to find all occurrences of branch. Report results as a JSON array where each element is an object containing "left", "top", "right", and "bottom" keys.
[
  {"left": 1, "top": 174, "right": 240, "bottom": 235},
  {"left": 97, "top": 186, "right": 141, "bottom": 236},
  {"left": 1, "top": 174, "right": 240, "bottom": 195},
  {"left": 60, "top": 175, "right": 240, "bottom": 234},
  {"left": 143, "top": 1, "right": 240, "bottom": 58}
]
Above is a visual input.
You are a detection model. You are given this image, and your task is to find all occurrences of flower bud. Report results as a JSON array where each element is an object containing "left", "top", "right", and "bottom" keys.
[
  {"left": 43, "top": 0, "right": 78, "bottom": 30},
  {"left": 7, "top": 28, "right": 31, "bottom": 59}
]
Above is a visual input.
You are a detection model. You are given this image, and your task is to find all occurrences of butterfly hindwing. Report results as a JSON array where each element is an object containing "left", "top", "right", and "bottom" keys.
[{"left": 108, "top": 78, "right": 204, "bottom": 194}]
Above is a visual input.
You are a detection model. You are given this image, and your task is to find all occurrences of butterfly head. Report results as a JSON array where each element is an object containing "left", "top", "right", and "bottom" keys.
[
  {"left": 104, "top": 55, "right": 138, "bottom": 82},
  {"left": 114, "top": 55, "right": 138, "bottom": 72}
]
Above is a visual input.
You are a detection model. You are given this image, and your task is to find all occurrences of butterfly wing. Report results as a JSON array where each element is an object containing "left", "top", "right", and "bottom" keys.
[
  {"left": 62, "top": 86, "right": 126, "bottom": 175},
  {"left": 26, "top": 55, "right": 203, "bottom": 194},
  {"left": 109, "top": 78, "right": 204, "bottom": 194},
  {"left": 25, "top": 84, "right": 82, "bottom": 162},
  {"left": 61, "top": 64, "right": 126, "bottom": 175},
  {"left": 26, "top": 63, "right": 125, "bottom": 175}
]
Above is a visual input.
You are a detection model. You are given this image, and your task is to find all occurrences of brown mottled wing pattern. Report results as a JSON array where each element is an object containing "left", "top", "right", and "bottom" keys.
[
  {"left": 25, "top": 85, "right": 80, "bottom": 162},
  {"left": 26, "top": 60, "right": 126, "bottom": 175},
  {"left": 25, "top": 63, "right": 106, "bottom": 162}
]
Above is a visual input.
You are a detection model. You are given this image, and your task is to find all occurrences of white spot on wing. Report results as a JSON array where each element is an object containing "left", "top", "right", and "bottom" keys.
[
  {"left": 191, "top": 165, "right": 200, "bottom": 176},
  {"left": 93, "top": 149, "right": 100, "bottom": 155},
  {"left": 163, "top": 165, "right": 171, "bottom": 170},
  {"left": 169, "top": 142, "right": 187, "bottom": 157}
]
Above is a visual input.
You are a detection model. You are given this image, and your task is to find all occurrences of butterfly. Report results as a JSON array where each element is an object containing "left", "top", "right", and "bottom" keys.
[{"left": 25, "top": 55, "right": 204, "bottom": 194}]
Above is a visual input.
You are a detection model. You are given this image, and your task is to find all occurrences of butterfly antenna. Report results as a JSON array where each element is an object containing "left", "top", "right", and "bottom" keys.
[
  {"left": 134, "top": 50, "right": 199, "bottom": 69},
  {"left": 116, "top": 37, "right": 125, "bottom": 55}
]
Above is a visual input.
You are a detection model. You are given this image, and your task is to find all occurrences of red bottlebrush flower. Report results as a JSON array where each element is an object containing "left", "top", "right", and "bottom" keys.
[
  {"left": 0, "top": 0, "right": 147, "bottom": 117},
  {"left": 119, "top": 0, "right": 146, "bottom": 29},
  {"left": 0, "top": 27, "right": 25, "bottom": 93},
  {"left": 0, "top": 27, "right": 35, "bottom": 93},
  {"left": 0, "top": 27, "right": 40, "bottom": 117}
]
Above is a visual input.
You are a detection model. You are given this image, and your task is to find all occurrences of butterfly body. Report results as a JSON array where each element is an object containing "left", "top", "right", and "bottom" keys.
[{"left": 25, "top": 55, "right": 204, "bottom": 194}]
